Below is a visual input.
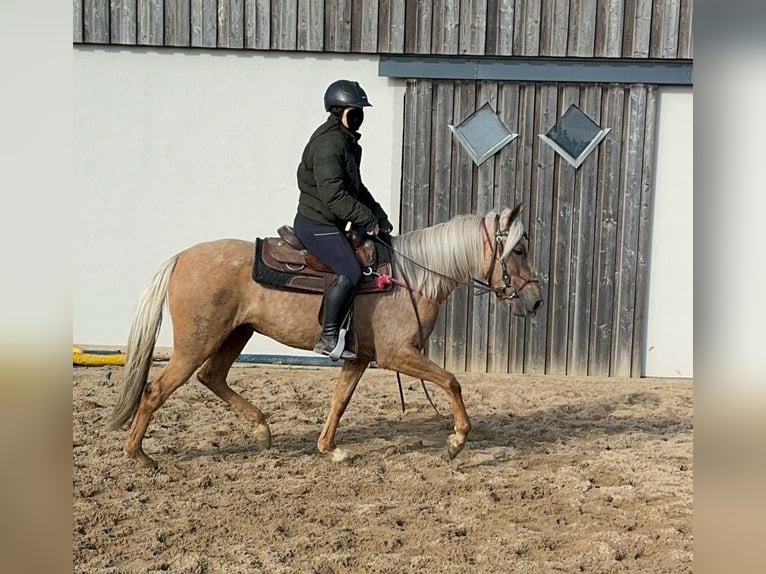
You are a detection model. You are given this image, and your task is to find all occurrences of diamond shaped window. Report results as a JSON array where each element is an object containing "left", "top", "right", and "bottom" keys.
[
  {"left": 449, "top": 102, "right": 518, "bottom": 166},
  {"left": 539, "top": 105, "right": 610, "bottom": 168}
]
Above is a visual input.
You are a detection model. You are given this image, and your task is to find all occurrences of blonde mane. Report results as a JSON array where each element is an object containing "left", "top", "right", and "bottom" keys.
[
  {"left": 391, "top": 215, "right": 485, "bottom": 300},
  {"left": 390, "top": 210, "right": 526, "bottom": 300}
]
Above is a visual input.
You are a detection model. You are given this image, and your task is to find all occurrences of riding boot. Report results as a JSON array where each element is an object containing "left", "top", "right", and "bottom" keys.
[{"left": 314, "top": 274, "right": 357, "bottom": 361}]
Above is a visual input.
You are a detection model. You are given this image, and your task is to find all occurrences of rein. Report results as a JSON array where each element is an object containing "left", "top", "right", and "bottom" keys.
[{"left": 372, "top": 218, "right": 536, "bottom": 419}]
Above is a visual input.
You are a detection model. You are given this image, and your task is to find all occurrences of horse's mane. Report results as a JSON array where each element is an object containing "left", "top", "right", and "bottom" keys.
[
  {"left": 391, "top": 214, "right": 485, "bottom": 300},
  {"left": 391, "top": 211, "right": 525, "bottom": 300}
]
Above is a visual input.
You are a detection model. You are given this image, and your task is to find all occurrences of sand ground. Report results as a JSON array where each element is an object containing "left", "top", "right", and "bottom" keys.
[{"left": 73, "top": 364, "right": 693, "bottom": 573}]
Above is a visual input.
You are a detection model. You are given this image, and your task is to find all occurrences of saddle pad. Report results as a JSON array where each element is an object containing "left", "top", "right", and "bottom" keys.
[{"left": 252, "top": 238, "right": 393, "bottom": 295}]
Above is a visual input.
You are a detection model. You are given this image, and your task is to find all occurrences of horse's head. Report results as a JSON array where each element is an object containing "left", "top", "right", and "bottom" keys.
[{"left": 482, "top": 204, "right": 544, "bottom": 318}]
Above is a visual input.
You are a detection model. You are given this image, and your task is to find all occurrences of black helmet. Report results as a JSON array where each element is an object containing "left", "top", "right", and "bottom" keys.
[{"left": 323, "top": 80, "right": 372, "bottom": 111}]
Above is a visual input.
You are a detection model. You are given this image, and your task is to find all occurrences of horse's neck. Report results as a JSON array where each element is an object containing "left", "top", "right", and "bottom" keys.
[{"left": 392, "top": 218, "right": 484, "bottom": 301}]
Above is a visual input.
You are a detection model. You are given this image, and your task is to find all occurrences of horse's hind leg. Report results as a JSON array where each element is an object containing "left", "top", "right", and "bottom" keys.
[
  {"left": 196, "top": 325, "right": 271, "bottom": 450},
  {"left": 124, "top": 353, "right": 204, "bottom": 468},
  {"left": 317, "top": 358, "right": 369, "bottom": 460}
]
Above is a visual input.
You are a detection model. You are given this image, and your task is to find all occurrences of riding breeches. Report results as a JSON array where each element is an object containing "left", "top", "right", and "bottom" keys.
[{"left": 292, "top": 212, "right": 362, "bottom": 286}]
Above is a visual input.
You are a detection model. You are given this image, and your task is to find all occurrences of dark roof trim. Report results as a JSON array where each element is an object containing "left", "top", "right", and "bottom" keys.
[{"left": 379, "top": 55, "right": 693, "bottom": 85}]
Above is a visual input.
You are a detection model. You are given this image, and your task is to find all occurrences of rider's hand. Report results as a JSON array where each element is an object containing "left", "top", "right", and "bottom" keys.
[
  {"left": 379, "top": 219, "right": 393, "bottom": 234},
  {"left": 367, "top": 223, "right": 380, "bottom": 236}
]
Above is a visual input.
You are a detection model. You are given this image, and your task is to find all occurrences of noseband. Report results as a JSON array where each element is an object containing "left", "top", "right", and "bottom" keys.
[{"left": 480, "top": 215, "right": 539, "bottom": 301}]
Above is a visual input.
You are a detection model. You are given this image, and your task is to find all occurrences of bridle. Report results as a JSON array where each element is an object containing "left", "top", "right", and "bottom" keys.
[
  {"left": 372, "top": 215, "right": 538, "bottom": 300},
  {"left": 478, "top": 215, "right": 539, "bottom": 301}
]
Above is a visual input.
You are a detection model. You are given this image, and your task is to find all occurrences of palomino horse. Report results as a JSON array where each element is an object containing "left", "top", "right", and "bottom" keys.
[{"left": 108, "top": 204, "right": 543, "bottom": 467}]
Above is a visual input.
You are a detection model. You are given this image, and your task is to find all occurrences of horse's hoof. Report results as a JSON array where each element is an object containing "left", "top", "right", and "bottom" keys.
[
  {"left": 125, "top": 448, "right": 158, "bottom": 469},
  {"left": 317, "top": 440, "right": 350, "bottom": 462},
  {"left": 445, "top": 434, "right": 465, "bottom": 460},
  {"left": 330, "top": 448, "right": 350, "bottom": 462},
  {"left": 253, "top": 423, "right": 272, "bottom": 450}
]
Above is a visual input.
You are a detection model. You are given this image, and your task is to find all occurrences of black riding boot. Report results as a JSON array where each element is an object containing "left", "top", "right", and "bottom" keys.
[{"left": 314, "top": 275, "right": 357, "bottom": 360}]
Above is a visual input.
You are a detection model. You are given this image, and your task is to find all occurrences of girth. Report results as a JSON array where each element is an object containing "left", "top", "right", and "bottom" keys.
[{"left": 252, "top": 226, "right": 393, "bottom": 294}]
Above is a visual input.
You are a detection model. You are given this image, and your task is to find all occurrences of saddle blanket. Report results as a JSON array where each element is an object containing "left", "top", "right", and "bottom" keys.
[{"left": 251, "top": 237, "right": 394, "bottom": 295}]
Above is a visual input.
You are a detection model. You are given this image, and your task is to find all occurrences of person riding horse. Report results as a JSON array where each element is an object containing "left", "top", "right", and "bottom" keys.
[{"left": 292, "top": 79, "right": 393, "bottom": 360}]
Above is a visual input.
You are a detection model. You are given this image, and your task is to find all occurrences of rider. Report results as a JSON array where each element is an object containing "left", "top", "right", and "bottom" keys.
[{"left": 293, "top": 79, "right": 393, "bottom": 360}]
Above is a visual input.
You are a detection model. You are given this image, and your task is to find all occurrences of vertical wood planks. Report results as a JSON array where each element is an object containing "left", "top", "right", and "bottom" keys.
[
  {"left": 566, "top": 84, "right": 601, "bottom": 375},
  {"left": 220, "top": 0, "right": 245, "bottom": 49},
  {"left": 510, "top": 82, "right": 536, "bottom": 372},
  {"left": 137, "top": 0, "right": 164, "bottom": 45},
  {"left": 431, "top": 0, "right": 460, "bottom": 54},
  {"left": 377, "top": 0, "right": 391, "bottom": 52},
  {"left": 540, "top": 0, "right": 570, "bottom": 57},
  {"left": 413, "top": 80, "right": 434, "bottom": 353},
  {"left": 595, "top": 0, "right": 624, "bottom": 57},
  {"left": 272, "top": 0, "right": 297, "bottom": 49},
  {"left": 358, "top": 0, "right": 379, "bottom": 52},
  {"left": 110, "top": 0, "right": 137, "bottom": 44},
  {"left": 650, "top": 0, "right": 680, "bottom": 58},
  {"left": 412, "top": 80, "right": 434, "bottom": 234},
  {"left": 677, "top": 0, "right": 693, "bottom": 58},
  {"left": 192, "top": 0, "right": 217, "bottom": 47},
  {"left": 165, "top": 0, "right": 190, "bottom": 47},
  {"left": 488, "top": 82, "right": 520, "bottom": 372},
  {"left": 589, "top": 85, "right": 624, "bottom": 375},
  {"left": 470, "top": 81, "right": 498, "bottom": 372},
  {"left": 404, "top": 0, "right": 432, "bottom": 54},
  {"left": 75, "top": 0, "right": 693, "bottom": 60},
  {"left": 74, "top": 0, "right": 84, "bottom": 42},
  {"left": 297, "top": 0, "right": 324, "bottom": 51},
  {"left": 525, "top": 83, "right": 556, "bottom": 373},
  {"left": 630, "top": 85, "right": 656, "bottom": 377},
  {"left": 426, "top": 81, "right": 456, "bottom": 367},
  {"left": 399, "top": 79, "right": 418, "bottom": 236},
  {"left": 486, "top": 0, "right": 511, "bottom": 56},
  {"left": 325, "top": 0, "right": 352, "bottom": 51},
  {"left": 444, "top": 81, "right": 476, "bottom": 372},
  {"left": 244, "top": 0, "right": 270, "bottom": 49},
  {"left": 623, "top": 0, "right": 652, "bottom": 57},
  {"left": 568, "top": 0, "right": 597, "bottom": 56},
  {"left": 514, "top": 0, "right": 542, "bottom": 56},
  {"left": 546, "top": 84, "right": 579, "bottom": 375},
  {"left": 610, "top": 85, "right": 646, "bottom": 376},
  {"left": 84, "top": 0, "right": 110, "bottom": 43},
  {"left": 459, "top": 0, "right": 488, "bottom": 55}
]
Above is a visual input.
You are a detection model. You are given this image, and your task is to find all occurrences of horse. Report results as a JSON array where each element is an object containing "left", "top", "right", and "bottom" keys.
[{"left": 107, "top": 204, "right": 543, "bottom": 468}]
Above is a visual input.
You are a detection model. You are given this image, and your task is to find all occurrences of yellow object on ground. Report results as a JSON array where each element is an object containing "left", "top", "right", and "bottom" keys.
[{"left": 73, "top": 346, "right": 126, "bottom": 366}]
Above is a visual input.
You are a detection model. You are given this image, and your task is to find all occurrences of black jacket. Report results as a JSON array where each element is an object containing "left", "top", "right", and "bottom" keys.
[{"left": 296, "top": 115, "right": 388, "bottom": 231}]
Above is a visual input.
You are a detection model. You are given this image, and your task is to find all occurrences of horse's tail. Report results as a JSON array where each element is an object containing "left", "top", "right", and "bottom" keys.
[{"left": 107, "top": 255, "right": 179, "bottom": 430}]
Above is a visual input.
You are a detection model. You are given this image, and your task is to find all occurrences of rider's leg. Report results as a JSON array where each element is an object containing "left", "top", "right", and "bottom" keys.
[
  {"left": 292, "top": 214, "right": 362, "bottom": 360},
  {"left": 314, "top": 274, "right": 356, "bottom": 359}
]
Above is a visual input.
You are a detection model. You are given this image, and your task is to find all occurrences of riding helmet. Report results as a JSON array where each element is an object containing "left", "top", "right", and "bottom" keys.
[{"left": 323, "top": 80, "right": 372, "bottom": 111}]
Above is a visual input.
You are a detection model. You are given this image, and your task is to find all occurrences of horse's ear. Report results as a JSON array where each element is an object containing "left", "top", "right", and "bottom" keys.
[
  {"left": 509, "top": 203, "right": 525, "bottom": 224},
  {"left": 499, "top": 203, "right": 525, "bottom": 231}
]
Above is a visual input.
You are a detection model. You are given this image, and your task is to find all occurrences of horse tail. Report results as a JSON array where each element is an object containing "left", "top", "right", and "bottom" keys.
[{"left": 107, "top": 254, "right": 179, "bottom": 430}]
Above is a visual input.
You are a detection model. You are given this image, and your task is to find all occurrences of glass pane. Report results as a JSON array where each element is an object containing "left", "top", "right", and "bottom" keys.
[
  {"left": 546, "top": 105, "right": 601, "bottom": 160},
  {"left": 450, "top": 102, "right": 517, "bottom": 165}
]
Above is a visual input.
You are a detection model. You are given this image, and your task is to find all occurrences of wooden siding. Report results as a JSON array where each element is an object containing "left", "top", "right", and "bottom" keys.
[
  {"left": 399, "top": 79, "right": 657, "bottom": 376},
  {"left": 74, "top": 0, "right": 693, "bottom": 59}
]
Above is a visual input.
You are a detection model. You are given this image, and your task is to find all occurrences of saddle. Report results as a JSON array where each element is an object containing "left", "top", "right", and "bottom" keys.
[{"left": 252, "top": 225, "right": 393, "bottom": 294}]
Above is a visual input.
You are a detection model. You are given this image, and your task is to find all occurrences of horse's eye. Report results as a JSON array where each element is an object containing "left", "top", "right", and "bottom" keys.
[{"left": 514, "top": 246, "right": 524, "bottom": 255}]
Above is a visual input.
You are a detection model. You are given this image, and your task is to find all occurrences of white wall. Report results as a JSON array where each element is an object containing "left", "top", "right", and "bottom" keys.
[
  {"left": 73, "top": 47, "right": 404, "bottom": 355},
  {"left": 643, "top": 88, "right": 693, "bottom": 377}
]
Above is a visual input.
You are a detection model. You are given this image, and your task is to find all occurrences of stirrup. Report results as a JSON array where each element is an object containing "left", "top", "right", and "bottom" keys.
[{"left": 328, "top": 326, "right": 356, "bottom": 361}]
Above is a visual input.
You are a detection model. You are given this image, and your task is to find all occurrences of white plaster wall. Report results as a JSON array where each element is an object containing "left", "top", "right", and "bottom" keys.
[
  {"left": 73, "top": 47, "right": 404, "bottom": 355},
  {"left": 643, "top": 88, "right": 693, "bottom": 377}
]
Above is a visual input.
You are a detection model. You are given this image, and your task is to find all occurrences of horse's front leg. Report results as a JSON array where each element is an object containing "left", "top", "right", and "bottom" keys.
[
  {"left": 378, "top": 347, "right": 471, "bottom": 459},
  {"left": 317, "top": 358, "right": 369, "bottom": 460}
]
